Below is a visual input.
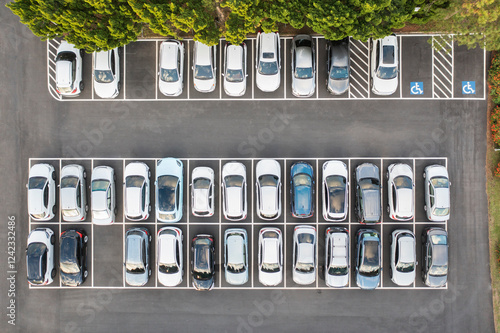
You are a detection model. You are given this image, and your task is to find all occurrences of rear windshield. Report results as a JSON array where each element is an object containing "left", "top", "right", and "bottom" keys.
[
  {"left": 330, "top": 66, "right": 349, "bottom": 80},
  {"left": 225, "top": 175, "right": 243, "bottom": 188},
  {"left": 194, "top": 65, "right": 213, "bottom": 80},
  {"left": 259, "top": 175, "right": 278, "bottom": 187},
  {"left": 160, "top": 68, "right": 179, "bottom": 82},
  {"left": 326, "top": 176, "right": 346, "bottom": 214},
  {"left": 29, "top": 177, "right": 47, "bottom": 190},
  {"left": 27, "top": 243, "right": 47, "bottom": 282}
]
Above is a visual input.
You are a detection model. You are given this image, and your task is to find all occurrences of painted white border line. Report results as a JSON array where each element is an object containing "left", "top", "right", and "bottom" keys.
[
  {"left": 29, "top": 286, "right": 445, "bottom": 290},
  {"left": 30, "top": 157, "right": 448, "bottom": 161}
]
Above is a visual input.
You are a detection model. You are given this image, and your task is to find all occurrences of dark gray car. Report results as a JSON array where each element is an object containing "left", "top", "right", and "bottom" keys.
[
  {"left": 422, "top": 228, "right": 448, "bottom": 287},
  {"left": 125, "top": 227, "right": 151, "bottom": 286},
  {"left": 355, "top": 163, "right": 381, "bottom": 224},
  {"left": 326, "top": 38, "right": 350, "bottom": 95}
]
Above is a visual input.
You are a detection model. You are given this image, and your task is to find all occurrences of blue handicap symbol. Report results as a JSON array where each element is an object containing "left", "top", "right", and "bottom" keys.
[
  {"left": 410, "top": 82, "right": 424, "bottom": 95},
  {"left": 462, "top": 81, "right": 476, "bottom": 94}
]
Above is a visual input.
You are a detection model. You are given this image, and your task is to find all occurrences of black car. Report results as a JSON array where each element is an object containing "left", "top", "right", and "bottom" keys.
[
  {"left": 191, "top": 234, "right": 215, "bottom": 291},
  {"left": 60, "top": 229, "right": 88, "bottom": 286},
  {"left": 422, "top": 228, "right": 448, "bottom": 287}
]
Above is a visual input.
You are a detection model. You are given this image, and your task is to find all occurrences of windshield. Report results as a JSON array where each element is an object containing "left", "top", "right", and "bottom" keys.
[
  {"left": 431, "top": 177, "right": 449, "bottom": 188},
  {"left": 226, "top": 69, "right": 244, "bottom": 83},
  {"left": 293, "top": 174, "right": 311, "bottom": 187},
  {"left": 28, "top": 177, "right": 46, "bottom": 190},
  {"left": 159, "top": 262, "right": 179, "bottom": 274},
  {"left": 27, "top": 243, "right": 47, "bottom": 282},
  {"left": 359, "top": 241, "right": 380, "bottom": 276},
  {"left": 227, "top": 262, "right": 245, "bottom": 274},
  {"left": 258, "top": 61, "right": 278, "bottom": 75},
  {"left": 330, "top": 66, "right": 349, "bottom": 80},
  {"left": 359, "top": 178, "right": 379, "bottom": 190},
  {"left": 261, "top": 262, "right": 280, "bottom": 273},
  {"left": 295, "top": 67, "right": 313, "bottom": 79},
  {"left": 126, "top": 261, "right": 145, "bottom": 274},
  {"left": 259, "top": 175, "right": 278, "bottom": 187},
  {"left": 328, "top": 265, "right": 348, "bottom": 276},
  {"left": 126, "top": 176, "right": 144, "bottom": 188},
  {"left": 430, "top": 234, "right": 447, "bottom": 245},
  {"left": 433, "top": 207, "right": 450, "bottom": 216},
  {"left": 61, "top": 176, "right": 78, "bottom": 188},
  {"left": 92, "top": 180, "right": 109, "bottom": 192},
  {"left": 194, "top": 65, "right": 213, "bottom": 80},
  {"left": 63, "top": 208, "right": 79, "bottom": 217},
  {"left": 94, "top": 70, "right": 114, "bottom": 83},
  {"left": 396, "top": 261, "right": 414, "bottom": 273},
  {"left": 193, "top": 178, "right": 210, "bottom": 190},
  {"left": 225, "top": 175, "right": 243, "bottom": 188},
  {"left": 157, "top": 175, "right": 178, "bottom": 212},
  {"left": 160, "top": 68, "right": 179, "bottom": 82},
  {"left": 394, "top": 176, "right": 412, "bottom": 189},
  {"left": 429, "top": 264, "right": 448, "bottom": 276},
  {"left": 296, "top": 261, "right": 314, "bottom": 273},
  {"left": 326, "top": 176, "right": 346, "bottom": 214},
  {"left": 376, "top": 66, "right": 397, "bottom": 79}
]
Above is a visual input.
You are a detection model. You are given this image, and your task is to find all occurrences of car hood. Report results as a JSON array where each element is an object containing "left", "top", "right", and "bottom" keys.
[
  {"left": 328, "top": 78, "right": 349, "bottom": 95},
  {"left": 427, "top": 274, "right": 447, "bottom": 287},
  {"left": 159, "top": 80, "right": 182, "bottom": 97},
  {"left": 293, "top": 186, "right": 312, "bottom": 216},
  {"left": 194, "top": 77, "right": 216, "bottom": 93},
  {"left": 94, "top": 81, "right": 118, "bottom": 99},
  {"left": 225, "top": 271, "right": 248, "bottom": 285},
  {"left": 292, "top": 77, "right": 315, "bottom": 97},
  {"left": 126, "top": 271, "right": 149, "bottom": 286},
  {"left": 193, "top": 276, "right": 214, "bottom": 290},
  {"left": 372, "top": 75, "right": 398, "bottom": 95},
  {"left": 356, "top": 272, "right": 380, "bottom": 290},
  {"left": 259, "top": 270, "right": 282, "bottom": 286},
  {"left": 392, "top": 269, "right": 415, "bottom": 286},
  {"left": 260, "top": 187, "right": 278, "bottom": 216},
  {"left": 224, "top": 80, "right": 246, "bottom": 97},
  {"left": 326, "top": 273, "right": 349, "bottom": 288},
  {"left": 293, "top": 270, "right": 315, "bottom": 285},
  {"left": 158, "top": 271, "right": 183, "bottom": 287},
  {"left": 61, "top": 271, "right": 83, "bottom": 287},
  {"left": 256, "top": 72, "right": 280, "bottom": 92}
]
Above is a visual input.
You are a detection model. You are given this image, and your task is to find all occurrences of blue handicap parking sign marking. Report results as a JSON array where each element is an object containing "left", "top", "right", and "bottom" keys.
[
  {"left": 462, "top": 81, "right": 476, "bottom": 94},
  {"left": 410, "top": 82, "right": 424, "bottom": 95}
]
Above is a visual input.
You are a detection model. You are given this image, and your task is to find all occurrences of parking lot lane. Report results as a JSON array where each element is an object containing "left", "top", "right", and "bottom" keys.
[
  {"left": 414, "top": 158, "right": 447, "bottom": 223},
  {"left": 123, "top": 42, "right": 156, "bottom": 100},
  {"left": 285, "top": 159, "right": 317, "bottom": 224},
  {"left": 252, "top": 224, "right": 285, "bottom": 288},
  {"left": 401, "top": 36, "right": 433, "bottom": 98},
  {"left": 93, "top": 224, "right": 123, "bottom": 286},
  {"left": 253, "top": 39, "right": 286, "bottom": 99},
  {"left": 453, "top": 43, "right": 485, "bottom": 98},
  {"left": 220, "top": 224, "right": 253, "bottom": 288},
  {"left": 188, "top": 224, "right": 219, "bottom": 289},
  {"left": 188, "top": 159, "right": 220, "bottom": 223}
]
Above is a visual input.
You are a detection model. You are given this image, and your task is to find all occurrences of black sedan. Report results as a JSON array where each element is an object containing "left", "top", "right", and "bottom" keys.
[
  {"left": 60, "top": 229, "right": 88, "bottom": 286},
  {"left": 192, "top": 234, "right": 215, "bottom": 291}
]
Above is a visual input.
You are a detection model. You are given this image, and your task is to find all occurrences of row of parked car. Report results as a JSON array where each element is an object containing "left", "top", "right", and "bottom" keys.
[
  {"left": 55, "top": 33, "right": 400, "bottom": 98},
  {"left": 27, "top": 159, "right": 451, "bottom": 223},
  {"left": 26, "top": 225, "right": 448, "bottom": 290}
]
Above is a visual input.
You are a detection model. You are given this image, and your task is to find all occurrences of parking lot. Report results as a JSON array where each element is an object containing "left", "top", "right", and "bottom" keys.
[
  {"left": 29, "top": 156, "right": 447, "bottom": 290},
  {"left": 47, "top": 34, "right": 486, "bottom": 101}
]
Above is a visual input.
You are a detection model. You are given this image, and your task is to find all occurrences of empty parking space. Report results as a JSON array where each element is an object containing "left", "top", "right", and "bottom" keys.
[
  {"left": 401, "top": 36, "right": 433, "bottom": 98},
  {"left": 125, "top": 42, "right": 156, "bottom": 100},
  {"left": 453, "top": 43, "right": 485, "bottom": 98}
]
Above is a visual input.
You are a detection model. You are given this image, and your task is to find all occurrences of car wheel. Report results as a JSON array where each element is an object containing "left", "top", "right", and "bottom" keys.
[
  {"left": 386, "top": 172, "right": 389, "bottom": 179},
  {"left": 83, "top": 171, "right": 87, "bottom": 179},
  {"left": 148, "top": 205, "right": 151, "bottom": 212},
  {"left": 114, "top": 208, "right": 117, "bottom": 215},
  {"left": 85, "top": 205, "right": 88, "bottom": 212},
  {"left": 423, "top": 205, "right": 427, "bottom": 211},
  {"left": 79, "top": 81, "right": 84, "bottom": 91},
  {"left": 386, "top": 205, "right": 390, "bottom": 213},
  {"left": 118, "top": 80, "right": 122, "bottom": 92},
  {"left": 50, "top": 234, "right": 55, "bottom": 245},
  {"left": 148, "top": 171, "right": 151, "bottom": 178},
  {"left": 423, "top": 172, "right": 426, "bottom": 179},
  {"left": 84, "top": 235, "right": 88, "bottom": 243},
  {"left": 52, "top": 172, "right": 56, "bottom": 180},
  {"left": 52, "top": 206, "right": 57, "bottom": 215},
  {"left": 51, "top": 269, "right": 56, "bottom": 279},
  {"left": 149, "top": 235, "right": 152, "bottom": 242},
  {"left": 119, "top": 48, "right": 123, "bottom": 56},
  {"left": 149, "top": 269, "right": 151, "bottom": 276}
]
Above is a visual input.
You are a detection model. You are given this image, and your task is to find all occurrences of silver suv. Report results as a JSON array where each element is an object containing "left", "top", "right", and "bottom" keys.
[
  {"left": 55, "top": 41, "right": 84, "bottom": 96},
  {"left": 355, "top": 163, "right": 381, "bottom": 224}
]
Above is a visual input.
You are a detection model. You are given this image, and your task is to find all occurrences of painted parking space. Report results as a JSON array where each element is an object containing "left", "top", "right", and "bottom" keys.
[{"left": 401, "top": 36, "right": 433, "bottom": 98}]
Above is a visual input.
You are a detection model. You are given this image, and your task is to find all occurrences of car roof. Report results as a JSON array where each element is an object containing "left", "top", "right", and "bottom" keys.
[
  {"left": 126, "top": 187, "right": 143, "bottom": 217},
  {"left": 330, "top": 44, "right": 349, "bottom": 67},
  {"left": 434, "top": 188, "right": 451, "bottom": 207},
  {"left": 297, "top": 243, "right": 314, "bottom": 263},
  {"left": 398, "top": 236, "right": 415, "bottom": 262},
  {"left": 94, "top": 51, "right": 110, "bottom": 70},
  {"left": 260, "top": 33, "right": 277, "bottom": 55},
  {"left": 61, "top": 187, "right": 78, "bottom": 210},
  {"left": 195, "top": 42, "right": 211, "bottom": 66},
  {"left": 126, "top": 234, "right": 143, "bottom": 262},
  {"left": 432, "top": 244, "right": 448, "bottom": 265},
  {"left": 159, "top": 234, "right": 177, "bottom": 263},
  {"left": 193, "top": 188, "right": 210, "bottom": 211},
  {"left": 226, "top": 187, "right": 243, "bottom": 215},
  {"left": 295, "top": 47, "right": 312, "bottom": 68},
  {"left": 263, "top": 238, "right": 279, "bottom": 263},
  {"left": 161, "top": 42, "right": 179, "bottom": 69},
  {"left": 56, "top": 61, "right": 72, "bottom": 87},
  {"left": 28, "top": 189, "right": 45, "bottom": 214},
  {"left": 226, "top": 45, "right": 243, "bottom": 70},
  {"left": 396, "top": 188, "right": 413, "bottom": 213},
  {"left": 227, "top": 234, "right": 245, "bottom": 264},
  {"left": 362, "top": 190, "right": 381, "bottom": 220}
]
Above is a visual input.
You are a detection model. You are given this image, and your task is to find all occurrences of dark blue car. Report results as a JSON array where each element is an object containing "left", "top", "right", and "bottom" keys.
[{"left": 290, "top": 162, "right": 314, "bottom": 218}]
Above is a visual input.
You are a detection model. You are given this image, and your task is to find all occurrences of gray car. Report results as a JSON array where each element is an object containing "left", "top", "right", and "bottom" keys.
[
  {"left": 291, "top": 35, "right": 316, "bottom": 97},
  {"left": 224, "top": 228, "right": 248, "bottom": 285},
  {"left": 422, "top": 228, "right": 448, "bottom": 287},
  {"left": 355, "top": 163, "right": 381, "bottom": 224},
  {"left": 326, "top": 38, "right": 350, "bottom": 95},
  {"left": 125, "top": 227, "right": 151, "bottom": 286}
]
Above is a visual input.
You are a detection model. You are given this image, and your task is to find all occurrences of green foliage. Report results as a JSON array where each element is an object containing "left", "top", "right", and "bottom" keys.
[{"left": 490, "top": 53, "right": 500, "bottom": 104}]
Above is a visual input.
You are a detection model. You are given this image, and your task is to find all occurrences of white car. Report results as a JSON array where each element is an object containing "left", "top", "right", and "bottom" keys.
[
  {"left": 26, "top": 228, "right": 55, "bottom": 285},
  {"left": 27, "top": 163, "right": 56, "bottom": 221},
  {"left": 255, "top": 32, "right": 281, "bottom": 92},
  {"left": 222, "top": 162, "right": 247, "bottom": 221},
  {"left": 159, "top": 40, "right": 184, "bottom": 96},
  {"left": 390, "top": 230, "right": 416, "bottom": 286},
  {"left": 256, "top": 159, "right": 281, "bottom": 220},
  {"left": 223, "top": 43, "right": 247, "bottom": 96},
  {"left": 387, "top": 163, "right": 414, "bottom": 221},
  {"left": 325, "top": 227, "right": 349, "bottom": 288},
  {"left": 124, "top": 162, "right": 151, "bottom": 221},
  {"left": 91, "top": 166, "right": 116, "bottom": 225},
  {"left": 292, "top": 225, "right": 316, "bottom": 285},
  {"left": 258, "top": 227, "right": 283, "bottom": 286},
  {"left": 224, "top": 228, "right": 249, "bottom": 285},
  {"left": 291, "top": 35, "right": 316, "bottom": 97},
  {"left": 55, "top": 41, "right": 83, "bottom": 97},
  {"left": 192, "top": 41, "right": 217, "bottom": 93},
  {"left": 93, "top": 48, "right": 120, "bottom": 98},
  {"left": 322, "top": 161, "right": 349, "bottom": 221},
  {"left": 60, "top": 164, "right": 87, "bottom": 221},
  {"left": 424, "top": 165, "right": 451, "bottom": 221},
  {"left": 157, "top": 226, "right": 183, "bottom": 287},
  {"left": 371, "top": 35, "right": 398, "bottom": 95},
  {"left": 191, "top": 167, "right": 214, "bottom": 217}
]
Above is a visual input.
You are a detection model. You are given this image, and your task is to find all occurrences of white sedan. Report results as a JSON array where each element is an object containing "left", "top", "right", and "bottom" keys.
[
  {"left": 124, "top": 162, "right": 151, "bottom": 221},
  {"left": 26, "top": 228, "right": 55, "bottom": 285},
  {"left": 157, "top": 227, "right": 183, "bottom": 287},
  {"left": 60, "top": 164, "right": 87, "bottom": 221},
  {"left": 91, "top": 166, "right": 116, "bottom": 225},
  {"left": 322, "top": 160, "right": 349, "bottom": 221},
  {"left": 424, "top": 165, "right": 451, "bottom": 221},
  {"left": 292, "top": 225, "right": 316, "bottom": 285},
  {"left": 93, "top": 48, "right": 120, "bottom": 99},
  {"left": 255, "top": 159, "right": 281, "bottom": 220},
  {"left": 390, "top": 229, "right": 416, "bottom": 286},
  {"left": 191, "top": 167, "right": 214, "bottom": 217},
  {"left": 258, "top": 227, "right": 283, "bottom": 286},
  {"left": 27, "top": 163, "right": 56, "bottom": 221},
  {"left": 159, "top": 40, "right": 184, "bottom": 97},
  {"left": 192, "top": 41, "right": 217, "bottom": 93},
  {"left": 291, "top": 35, "right": 315, "bottom": 97},
  {"left": 387, "top": 163, "right": 414, "bottom": 221},
  {"left": 255, "top": 32, "right": 280, "bottom": 92},
  {"left": 223, "top": 43, "right": 247, "bottom": 96}
]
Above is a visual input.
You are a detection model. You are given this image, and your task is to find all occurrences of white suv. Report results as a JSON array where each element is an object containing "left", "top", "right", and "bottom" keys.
[
  {"left": 124, "top": 162, "right": 151, "bottom": 221},
  {"left": 192, "top": 41, "right": 217, "bottom": 93},
  {"left": 424, "top": 165, "right": 451, "bottom": 221},
  {"left": 27, "top": 164, "right": 56, "bottom": 221},
  {"left": 93, "top": 48, "right": 120, "bottom": 99},
  {"left": 55, "top": 41, "right": 84, "bottom": 97},
  {"left": 191, "top": 167, "right": 214, "bottom": 217},
  {"left": 371, "top": 34, "right": 398, "bottom": 95},
  {"left": 223, "top": 43, "right": 247, "bottom": 96},
  {"left": 222, "top": 162, "right": 247, "bottom": 221},
  {"left": 258, "top": 227, "right": 283, "bottom": 286},
  {"left": 255, "top": 32, "right": 281, "bottom": 92}
]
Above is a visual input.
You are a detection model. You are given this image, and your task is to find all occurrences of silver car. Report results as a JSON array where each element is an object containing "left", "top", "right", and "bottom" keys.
[
  {"left": 191, "top": 167, "right": 214, "bottom": 217},
  {"left": 256, "top": 159, "right": 282, "bottom": 220},
  {"left": 223, "top": 43, "right": 247, "bottom": 97},
  {"left": 157, "top": 226, "right": 183, "bottom": 287},
  {"left": 93, "top": 48, "right": 120, "bottom": 99},
  {"left": 27, "top": 163, "right": 56, "bottom": 221},
  {"left": 325, "top": 227, "right": 349, "bottom": 288},
  {"left": 255, "top": 32, "right": 281, "bottom": 92},
  {"left": 258, "top": 227, "right": 283, "bottom": 286},
  {"left": 371, "top": 34, "right": 398, "bottom": 96},
  {"left": 159, "top": 40, "right": 184, "bottom": 97},
  {"left": 60, "top": 164, "right": 87, "bottom": 221},
  {"left": 322, "top": 160, "right": 349, "bottom": 221},
  {"left": 192, "top": 41, "right": 217, "bottom": 93},
  {"left": 55, "top": 41, "right": 84, "bottom": 97},
  {"left": 124, "top": 162, "right": 151, "bottom": 221},
  {"left": 387, "top": 163, "right": 414, "bottom": 221},
  {"left": 125, "top": 227, "right": 151, "bottom": 286},
  {"left": 424, "top": 165, "right": 451, "bottom": 221},
  {"left": 326, "top": 39, "right": 350, "bottom": 95},
  {"left": 91, "top": 166, "right": 116, "bottom": 225},
  {"left": 390, "top": 229, "right": 416, "bottom": 286},
  {"left": 224, "top": 228, "right": 248, "bottom": 285},
  {"left": 292, "top": 225, "right": 316, "bottom": 285},
  {"left": 291, "top": 35, "right": 316, "bottom": 97},
  {"left": 222, "top": 162, "right": 247, "bottom": 221}
]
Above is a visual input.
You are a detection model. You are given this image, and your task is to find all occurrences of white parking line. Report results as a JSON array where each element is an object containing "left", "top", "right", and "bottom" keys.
[
  {"left": 252, "top": 39, "right": 255, "bottom": 100},
  {"left": 348, "top": 158, "right": 352, "bottom": 288},
  {"left": 399, "top": 36, "right": 402, "bottom": 99},
  {"left": 219, "top": 42, "right": 222, "bottom": 99},
  {"left": 283, "top": 158, "right": 287, "bottom": 288},
  {"left": 123, "top": 45, "right": 127, "bottom": 99},
  {"left": 412, "top": 158, "right": 416, "bottom": 288},
  {"left": 251, "top": 159, "right": 254, "bottom": 287},
  {"left": 187, "top": 40, "right": 190, "bottom": 99},
  {"left": 122, "top": 158, "right": 126, "bottom": 287},
  {"left": 91, "top": 159, "right": 94, "bottom": 287},
  {"left": 284, "top": 39, "right": 287, "bottom": 99},
  {"left": 219, "top": 159, "right": 222, "bottom": 288},
  {"left": 379, "top": 158, "right": 383, "bottom": 288},
  {"left": 155, "top": 41, "right": 158, "bottom": 100},
  {"left": 186, "top": 159, "right": 190, "bottom": 288},
  {"left": 315, "top": 159, "right": 319, "bottom": 288}
]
